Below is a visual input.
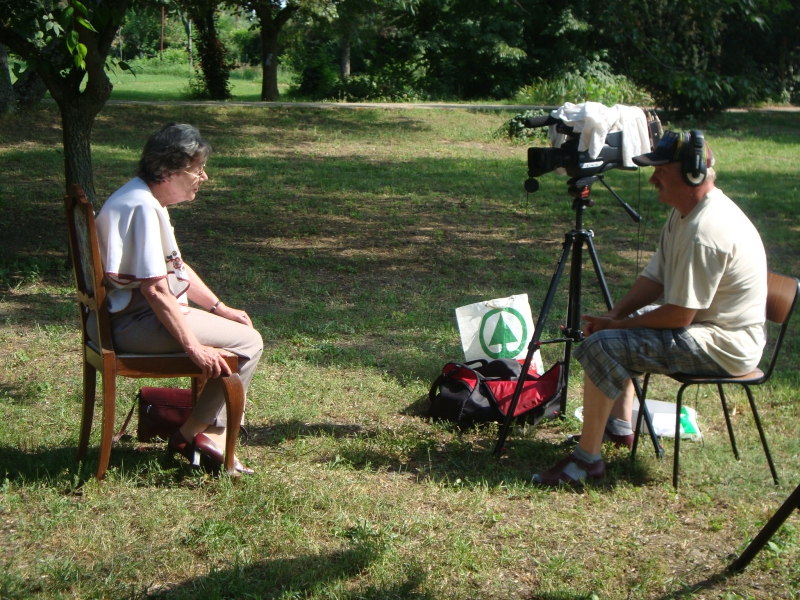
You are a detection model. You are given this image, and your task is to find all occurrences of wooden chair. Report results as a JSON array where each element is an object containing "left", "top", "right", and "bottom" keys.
[
  {"left": 65, "top": 184, "right": 245, "bottom": 479},
  {"left": 631, "top": 272, "right": 800, "bottom": 488}
]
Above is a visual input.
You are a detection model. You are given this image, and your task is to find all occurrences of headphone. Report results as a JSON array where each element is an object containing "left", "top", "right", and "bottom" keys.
[{"left": 681, "top": 130, "right": 707, "bottom": 187}]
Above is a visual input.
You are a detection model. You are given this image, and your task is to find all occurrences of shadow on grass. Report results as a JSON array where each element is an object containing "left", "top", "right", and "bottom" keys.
[
  {"left": 0, "top": 442, "right": 218, "bottom": 487},
  {"left": 523, "top": 593, "right": 601, "bottom": 600},
  {"left": 150, "top": 542, "right": 434, "bottom": 600},
  {"left": 653, "top": 571, "right": 736, "bottom": 600},
  {"left": 244, "top": 413, "right": 654, "bottom": 491}
]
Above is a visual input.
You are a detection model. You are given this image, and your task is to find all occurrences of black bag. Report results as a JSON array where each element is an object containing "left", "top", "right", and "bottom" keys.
[
  {"left": 113, "top": 387, "right": 193, "bottom": 444},
  {"left": 429, "top": 358, "right": 564, "bottom": 428}
]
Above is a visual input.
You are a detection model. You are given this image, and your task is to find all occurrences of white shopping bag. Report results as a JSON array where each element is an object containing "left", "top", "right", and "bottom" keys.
[
  {"left": 455, "top": 294, "right": 544, "bottom": 374},
  {"left": 575, "top": 399, "right": 703, "bottom": 441}
]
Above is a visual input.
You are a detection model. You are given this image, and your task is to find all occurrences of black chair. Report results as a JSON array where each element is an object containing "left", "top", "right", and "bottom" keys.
[{"left": 631, "top": 272, "right": 799, "bottom": 489}]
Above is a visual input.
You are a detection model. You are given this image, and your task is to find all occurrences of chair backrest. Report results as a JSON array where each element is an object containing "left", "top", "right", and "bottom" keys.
[
  {"left": 766, "top": 272, "right": 798, "bottom": 325},
  {"left": 64, "top": 184, "right": 116, "bottom": 354},
  {"left": 761, "top": 271, "right": 800, "bottom": 380}
]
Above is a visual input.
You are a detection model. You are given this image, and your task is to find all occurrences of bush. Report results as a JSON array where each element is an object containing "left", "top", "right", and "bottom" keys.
[
  {"left": 493, "top": 109, "right": 551, "bottom": 144},
  {"left": 228, "top": 29, "right": 262, "bottom": 67},
  {"left": 229, "top": 66, "right": 261, "bottom": 81},
  {"left": 329, "top": 73, "right": 428, "bottom": 103},
  {"left": 125, "top": 47, "right": 193, "bottom": 76},
  {"left": 516, "top": 60, "right": 653, "bottom": 107}
]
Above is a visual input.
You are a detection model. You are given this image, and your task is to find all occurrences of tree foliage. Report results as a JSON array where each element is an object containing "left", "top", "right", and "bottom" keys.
[
  {"left": 596, "top": 0, "right": 797, "bottom": 113},
  {"left": 0, "top": 0, "right": 130, "bottom": 201}
]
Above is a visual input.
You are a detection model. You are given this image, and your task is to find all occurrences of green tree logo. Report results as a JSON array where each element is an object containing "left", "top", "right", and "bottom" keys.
[{"left": 479, "top": 308, "right": 528, "bottom": 359}]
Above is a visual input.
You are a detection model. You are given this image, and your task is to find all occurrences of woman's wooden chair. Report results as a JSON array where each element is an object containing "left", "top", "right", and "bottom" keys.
[
  {"left": 631, "top": 272, "right": 800, "bottom": 489},
  {"left": 65, "top": 184, "right": 245, "bottom": 479}
]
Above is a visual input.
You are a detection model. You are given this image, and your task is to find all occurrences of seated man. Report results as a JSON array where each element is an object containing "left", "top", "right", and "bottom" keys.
[{"left": 534, "top": 130, "right": 768, "bottom": 486}]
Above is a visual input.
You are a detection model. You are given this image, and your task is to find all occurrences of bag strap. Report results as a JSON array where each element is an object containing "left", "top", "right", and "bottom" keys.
[
  {"left": 429, "top": 374, "right": 447, "bottom": 402},
  {"left": 464, "top": 358, "right": 488, "bottom": 367},
  {"left": 112, "top": 391, "right": 140, "bottom": 444}
]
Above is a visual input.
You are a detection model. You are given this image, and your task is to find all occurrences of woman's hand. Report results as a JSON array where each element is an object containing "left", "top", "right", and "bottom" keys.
[
  {"left": 214, "top": 302, "right": 253, "bottom": 328},
  {"left": 186, "top": 344, "right": 233, "bottom": 378}
]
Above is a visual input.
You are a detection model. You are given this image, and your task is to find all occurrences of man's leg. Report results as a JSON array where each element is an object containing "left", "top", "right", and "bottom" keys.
[
  {"left": 578, "top": 375, "right": 621, "bottom": 455},
  {"left": 610, "top": 379, "right": 634, "bottom": 422},
  {"left": 533, "top": 374, "right": 615, "bottom": 485}
]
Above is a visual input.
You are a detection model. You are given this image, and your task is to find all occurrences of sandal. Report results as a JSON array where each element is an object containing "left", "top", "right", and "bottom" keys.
[{"left": 533, "top": 452, "right": 606, "bottom": 486}]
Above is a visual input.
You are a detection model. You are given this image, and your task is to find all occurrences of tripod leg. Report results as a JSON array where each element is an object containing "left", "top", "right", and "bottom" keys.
[
  {"left": 585, "top": 232, "right": 613, "bottom": 309},
  {"left": 632, "top": 378, "right": 664, "bottom": 459},
  {"left": 493, "top": 234, "right": 575, "bottom": 456}
]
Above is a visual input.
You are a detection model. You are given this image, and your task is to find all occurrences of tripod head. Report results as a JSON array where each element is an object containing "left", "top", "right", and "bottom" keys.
[{"left": 566, "top": 174, "right": 642, "bottom": 223}]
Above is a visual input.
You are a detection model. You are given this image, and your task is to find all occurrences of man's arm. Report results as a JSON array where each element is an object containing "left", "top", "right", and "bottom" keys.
[
  {"left": 583, "top": 275, "right": 697, "bottom": 335},
  {"left": 607, "top": 276, "right": 663, "bottom": 319}
]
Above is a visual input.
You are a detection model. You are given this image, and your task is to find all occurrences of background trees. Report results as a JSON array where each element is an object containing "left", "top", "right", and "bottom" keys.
[{"left": 1, "top": 0, "right": 798, "bottom": 143}]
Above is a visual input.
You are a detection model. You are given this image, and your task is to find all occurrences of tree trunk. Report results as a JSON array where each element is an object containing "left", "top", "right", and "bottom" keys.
[
  {"left": 41, "top": 41, "right": 115, "bottom": 203},
  {"left": 340, "top": 37, "right": 351, "bottom": 81},
  {"left": 255, "top": 2, "right": 297, "bottom": 102},
  {"left": 0, "top": 43, "right": 16, "bottom": 114},
  {"left": 189, "top": 6, "right": 231, "bottom": 100},
  {"left": 177, "top": 10, "right": 193, "bottom": 66},
  {"left": 259, "top": 26, "right": 280, "bottom": 101},
  {"left": 58, "top": 98, "right": 100, "bottom": 202}
]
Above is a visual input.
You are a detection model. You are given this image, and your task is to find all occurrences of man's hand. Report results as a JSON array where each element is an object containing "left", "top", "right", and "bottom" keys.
[
  {"left": 186, "top": 344, "right": 233, "bottom": 378},
  {"left": 214, "top": 302, "right": 253, "bottom": 328},
  {"left": 582, "top": 314, "right": 616, "bottom": 337}
]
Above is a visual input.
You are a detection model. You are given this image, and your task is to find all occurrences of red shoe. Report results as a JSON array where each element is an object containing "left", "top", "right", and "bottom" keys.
[
  {"left": 195, "top": 433, "right": 224, "bottom": 473},
  {"left": 168, "top": 429, "right": 201, "bottom": 467},
  {"left": 234, "top": 458, "right": 255, "bottom": 475},
  {"left": 603, "top": 428, "right": 634, "bottom": 450},
  {"left": 533, "top": 452, "right": 606, "bottom": 486}
]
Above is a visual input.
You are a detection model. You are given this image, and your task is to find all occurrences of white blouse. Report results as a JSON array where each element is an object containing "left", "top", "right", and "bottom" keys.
[{"left": 95, "top": 177, "right": 190, "bottom": 314}]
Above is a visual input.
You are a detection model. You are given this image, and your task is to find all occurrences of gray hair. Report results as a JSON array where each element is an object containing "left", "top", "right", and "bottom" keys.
[
  {"left": 137, "top": 123, "right": 212, "bottom": 184},
  {"left": 706, "top": 166, "right": 717, "bottom": 183}
]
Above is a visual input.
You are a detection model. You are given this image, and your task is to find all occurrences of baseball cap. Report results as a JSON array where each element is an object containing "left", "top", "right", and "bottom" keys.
[{"left": 633, "top": 130, "right": 715, "bottom": 168}]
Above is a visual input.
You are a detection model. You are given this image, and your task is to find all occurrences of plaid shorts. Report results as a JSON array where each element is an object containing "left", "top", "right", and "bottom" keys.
[{"left": 572, "top": 327, "right": 729, "bottom": 401}]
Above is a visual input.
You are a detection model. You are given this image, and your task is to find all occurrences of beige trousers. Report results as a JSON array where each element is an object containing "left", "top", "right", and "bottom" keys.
[{"left": 91, "top": 291, "right": 263, "bottom": 427}]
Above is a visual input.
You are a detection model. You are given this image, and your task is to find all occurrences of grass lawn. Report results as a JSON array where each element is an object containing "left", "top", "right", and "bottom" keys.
[
  {"left": 106, "top": 68, "right": 291, "bottom": 102},
  {"left": 0, "top": 102, "right": 799, "bottom": 599}
]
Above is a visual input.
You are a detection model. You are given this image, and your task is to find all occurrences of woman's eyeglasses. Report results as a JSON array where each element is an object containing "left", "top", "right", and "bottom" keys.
[{"left": 184, "top": 164, "right": 207, "bottom": 179}]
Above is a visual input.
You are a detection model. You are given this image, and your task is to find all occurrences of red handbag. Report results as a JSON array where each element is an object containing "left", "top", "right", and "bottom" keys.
[{"left": 114, "top": 387, "right": 193, "bottom": 444}]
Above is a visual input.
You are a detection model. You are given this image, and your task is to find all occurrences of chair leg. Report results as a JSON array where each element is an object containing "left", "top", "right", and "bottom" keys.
[
  {"left": 742, "top": 385, "right": 779, "bottom": 485},
  {"left": 77, "top": 359, "right": 97, "bottom": 462},
  {"left": 631, "top": 374, "right": 650, "bottom": 461},
  {"left": 718, "top": 384, "right": 740, "bottom": 461},
  {"left": 220, "top": 373, "right": 245, "bottom": 476},
  {"left": 96, "top": 362, "right": 117, "bottom": 480},
  {"left": 673, "top": 384, "right": 690, "bottom": 489},
  {"left": 729, "top": 482, "right": 800, "bottom": 572}
]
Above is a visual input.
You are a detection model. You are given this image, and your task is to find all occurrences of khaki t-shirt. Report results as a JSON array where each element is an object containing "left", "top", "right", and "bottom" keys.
[{"left": 641, "top": 187, "right": 767, "bottom": 375}]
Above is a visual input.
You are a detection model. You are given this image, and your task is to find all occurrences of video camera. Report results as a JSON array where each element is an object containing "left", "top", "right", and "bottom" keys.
[{"left": 523, "top": 112, "right": 662, "bottom": 193}]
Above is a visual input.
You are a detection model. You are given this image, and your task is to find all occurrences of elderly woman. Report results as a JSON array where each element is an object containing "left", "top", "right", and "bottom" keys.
[{"left": 93, "top": 122, "right": 263, "bottom": 474}]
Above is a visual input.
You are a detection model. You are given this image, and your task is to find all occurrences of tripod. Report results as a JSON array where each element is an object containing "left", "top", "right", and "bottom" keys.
[{"left": 493, "top": 174, "right": 663, "bottom": 458}]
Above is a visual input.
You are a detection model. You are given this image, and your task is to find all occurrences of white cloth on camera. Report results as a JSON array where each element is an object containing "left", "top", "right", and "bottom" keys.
[
  {"left": 95, "top": 177, "right": 191, "bottom": 314},
  {"left": 548, "top": 101, "right": 651, "bottom": 168}
]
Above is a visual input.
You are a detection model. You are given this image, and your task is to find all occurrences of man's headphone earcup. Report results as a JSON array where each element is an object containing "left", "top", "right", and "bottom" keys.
[{"left": 682, "top": 130, "right": 707, "bottom": 187}]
